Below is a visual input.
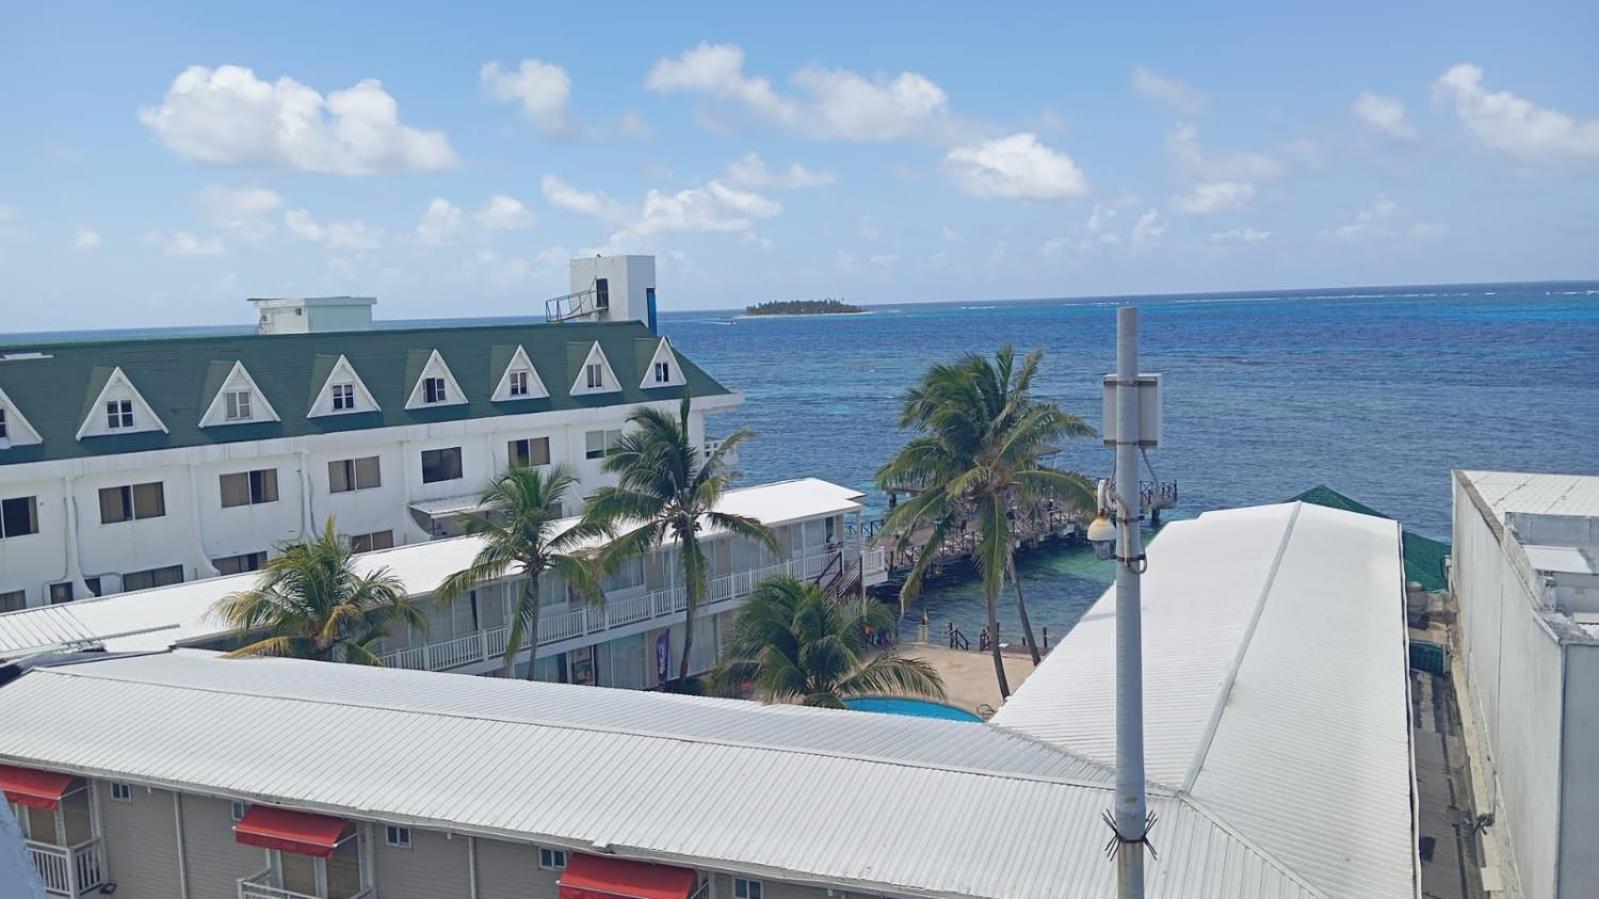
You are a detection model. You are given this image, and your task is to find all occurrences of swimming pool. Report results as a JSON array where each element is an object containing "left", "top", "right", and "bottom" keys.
[{"left": 843, "top": 697, "right": 983, "bottom": 722}]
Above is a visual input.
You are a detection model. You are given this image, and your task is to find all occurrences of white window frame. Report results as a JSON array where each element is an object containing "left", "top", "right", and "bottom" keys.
[
  {"left": 734, "top": 878, "right": 764, "bottom": 899},
  {"left": 331, "top": 383, "right": 356, "bottom": 411},
  {"left": 538, "top": 847, "right": 567, "bottom": 871},
  {"left": 584, "top": 429, "right": 623, "bottom": 460},
  {"left": 508, "top": 369, "right": 529, "bottom": 397},
  {"left": 0, "top": 408, "right": 8, "bottom": 441},
  {"left": 385, "top": 824, "right": 411, "bottom": 849},
  {"left": 585, "top": 362, "right": 603, "bottom": 390},
  {"left": 231, "top": 800, "right": 248, "bottom": 822},
  {"left": 423, "top": 376, "right": 448, "bottom": 404},
  {"left": 654, "top": 361, "right": 671, "bottom": 383},
  {"left": 224, "top": 389, "right": 252, "bottom": 421},
  {"left": 109, "top": 782, "right": 133, "bottom": 802},
  {"left": 106, "top": 399, "right": 134, "bottom": 430}
]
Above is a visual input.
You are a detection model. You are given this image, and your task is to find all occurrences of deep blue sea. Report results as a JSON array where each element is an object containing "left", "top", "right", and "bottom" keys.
[{"left": 659, "top": 282, "right": 1599, "bottom": 643}]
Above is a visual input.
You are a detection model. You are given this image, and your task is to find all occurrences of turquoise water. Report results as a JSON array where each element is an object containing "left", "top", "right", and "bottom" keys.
[
  {"left": 844, "top": 696, "right": 984, "bottom": 722},
  {"left": 661, "top": 282, "right": 1599, "bottom": 642}
]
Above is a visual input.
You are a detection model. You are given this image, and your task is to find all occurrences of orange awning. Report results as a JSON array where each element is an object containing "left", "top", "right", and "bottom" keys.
[
  {"left": 234, "top": 806, "right": 349, "bottom": 858},
  {"left": 558, "top": 853, "right": 699, "bottom": 899},
  {"left": 0, "top": 764, "right": 74, "bottom": 810}
]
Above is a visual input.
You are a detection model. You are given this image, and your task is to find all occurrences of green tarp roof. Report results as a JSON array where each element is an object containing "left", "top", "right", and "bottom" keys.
[{"left": 1288, "top": 485, "right": 1450, "bottom": 591}]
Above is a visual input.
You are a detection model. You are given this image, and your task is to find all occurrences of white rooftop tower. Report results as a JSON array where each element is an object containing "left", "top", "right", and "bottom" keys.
[
  {"left": 248, "top": 297, "right": 376, "bottom": 335},
  {"left": 548, "top": 255, "right": 658, "bottom": 332}
]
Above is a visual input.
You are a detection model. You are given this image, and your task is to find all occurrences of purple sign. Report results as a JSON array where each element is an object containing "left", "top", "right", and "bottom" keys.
[{"left": 655, "top": 631, "right": 670, "bottom": 685}]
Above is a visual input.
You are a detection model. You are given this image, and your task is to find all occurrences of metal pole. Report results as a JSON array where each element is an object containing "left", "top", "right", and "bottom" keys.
[{"left": 1114, "top": 306, "right": 1147, "bottom": 898}]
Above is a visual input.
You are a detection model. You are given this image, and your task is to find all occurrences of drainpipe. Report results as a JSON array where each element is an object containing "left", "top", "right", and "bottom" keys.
[
  {"left": 172, "top": 793, "right": 190, "bottom": 899},
  {"left": 298, "top": 449, "right": 314, "bottom": 539},
  {"left": 187, "top": 466, "right": 219, "bottom": 580},
  {"left": 60, "top": 474, "right": 93, "bottom": 599},
  {"left": 467, "top": 836, "right": 479, "bottom": 899}
]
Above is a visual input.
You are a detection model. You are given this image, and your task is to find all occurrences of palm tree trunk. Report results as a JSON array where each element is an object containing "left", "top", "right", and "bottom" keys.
[
  {"left": 1009, "top": 554, "right": 1042, "bottom": 665},
  {"left": 988, "top": 585, "right": 1010, "bottom": 699},
  {"left": 678, "top": 534, "right": 705, "bottom": 684},
  {"left": 520, "top": 575, "right": 542, "bottom": 681}
]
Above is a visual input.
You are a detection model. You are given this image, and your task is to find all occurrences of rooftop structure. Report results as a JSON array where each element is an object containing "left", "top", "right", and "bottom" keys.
[
  {"left": 248, "top": 296, "right": 377, "bottom": 335},
  {"left": 1451, "top": 470, "right": 1599, "bottom": 899},
  {"left": 0, "top": 501, "right": 1415, "bottom": 898}
]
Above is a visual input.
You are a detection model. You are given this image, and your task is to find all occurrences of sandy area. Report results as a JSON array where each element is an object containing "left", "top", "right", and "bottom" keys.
[{"left": 896, "top": 642, "right": 1037, "bottom": 717}]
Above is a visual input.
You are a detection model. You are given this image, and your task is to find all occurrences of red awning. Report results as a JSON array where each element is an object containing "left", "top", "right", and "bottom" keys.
[
  {"left": 234, "top": 806, "right": 349, "bottom": 858},
  {"left": 558, "top": 853, "right": 699, "bottom": 899},
  {"left": 0, "top": 764, "right": 74, "bottom": 810}
]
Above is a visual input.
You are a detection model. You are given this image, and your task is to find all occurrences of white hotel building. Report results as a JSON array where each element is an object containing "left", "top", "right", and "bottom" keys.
[{"left": 0, "top": 256, "right": 743, "bottom": 610}]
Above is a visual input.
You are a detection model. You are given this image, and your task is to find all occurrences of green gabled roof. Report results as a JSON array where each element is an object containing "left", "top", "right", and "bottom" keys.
[
  {"left": 0, "top": 320, "right": 732, "bottom": 465},
  {"left": 1289, "top": 485, "right": 1450, "bottom": 591}
]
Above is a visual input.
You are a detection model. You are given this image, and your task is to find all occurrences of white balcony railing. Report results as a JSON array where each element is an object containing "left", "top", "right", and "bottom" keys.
[
  {"left": 378, "top": 551, "right": 841, "bottom": 672},
  {"left": 26, "top": 838, "right": 106, "bottom": 898},
  {"left": 847, "top": 546, "right": 888, "bottom": 577},
  {"left": 238, "top": 868, "right": 374, "bottom": 899}
]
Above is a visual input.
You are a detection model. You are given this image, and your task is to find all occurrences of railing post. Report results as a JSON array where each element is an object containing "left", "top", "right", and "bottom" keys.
[
  {"left": 422, "top": 642, "right": 433, "bottom": 671},
  {"left": 480, "top": 629, "right": 490, "bottom": 664}
]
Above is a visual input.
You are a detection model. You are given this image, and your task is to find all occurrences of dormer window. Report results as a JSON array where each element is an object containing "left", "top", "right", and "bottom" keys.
[
  {"left": 332, "top": 383, "right": 356, "bottom": 411},
  {"left": 106, "top": 400, "right": 134, "bottom": 430},
  {"left": 508, "top": 370, "right": 530, "bottom": 397},
  {"left": 423, "top": 377, "right": 448, "bottom": 404},
  {"left": 585, "top": 363, "right": 604, "bottom": 390},
  {"left": 0, "top": 409, "right": 7, "bottom": 441},
  {"left": 224, "top": 390, "right": 252, "bottom": 421},
  {"left": 654, "top": 361, "right": 671, "bottom": 384}
]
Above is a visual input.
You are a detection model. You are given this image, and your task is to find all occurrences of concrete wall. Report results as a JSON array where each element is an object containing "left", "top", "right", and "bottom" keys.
[{"left": 1557, "top": 643, "right": 1599, "bottom": 893}]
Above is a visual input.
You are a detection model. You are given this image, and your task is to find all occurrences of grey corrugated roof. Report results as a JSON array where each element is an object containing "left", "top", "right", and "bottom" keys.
[{"left": 0, "top": 321, "right": 730, "bottom": 465}]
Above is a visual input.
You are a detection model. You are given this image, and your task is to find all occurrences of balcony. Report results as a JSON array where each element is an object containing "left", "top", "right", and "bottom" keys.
[
  {"left": 239, "top": 868, "right": 373, "bottom": 899},
  {"left": 380, "top": 551, "right": 839, "bottom": 672},
  {"left": 26, "top": 839, "right": 106, "bottom": 898}
]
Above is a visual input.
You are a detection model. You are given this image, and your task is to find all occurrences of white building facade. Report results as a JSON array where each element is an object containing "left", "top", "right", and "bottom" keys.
[
  {"left": 0, "top": 257, "right": 736, "bottom": 610},
  {"left": 1451, "top": 470, "right": 1599, "bottom": 899}
]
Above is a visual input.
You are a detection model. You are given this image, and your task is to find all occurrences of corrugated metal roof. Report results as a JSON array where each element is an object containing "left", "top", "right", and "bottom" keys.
[
  {"left": 992, "top": 502, "right": 1416, "bottom": 899},
  {"left": 0, "top": 478, "right": 861, "bottom": 657},
  {"left": 1457, "top": 470, "right": 1599, "bottom": 518},
  {"left": 0, "top": 651, "right": 1315, "bottom": 899}
]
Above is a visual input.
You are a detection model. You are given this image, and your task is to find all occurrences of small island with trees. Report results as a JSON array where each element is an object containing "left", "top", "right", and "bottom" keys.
[{"left": 744, "top": 298, "right": 865, "bottom": 316}]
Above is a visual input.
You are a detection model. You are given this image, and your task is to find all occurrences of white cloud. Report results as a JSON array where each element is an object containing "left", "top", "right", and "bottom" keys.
[
  {"left": 1352, "top": 92, "right": 1416, "bottom": 141},
  {"left": 1171, "top": 180, "right": 1255, "bottom": 214},
  {"left": 139, "top": 65, "right": 455, "bottom": 174},
  {"left": 145, "top": 230, "right": 225, "bottom": 256},
  {"left": 1168, "top": 124, "right": 1285, "bottom": 182},
  {"left": 1132, "top": 67, "right": 1207, "bottom": 117},
  {"left": 541, "top": 175, "right": 627, "bottom": 221},
  {"left": 199, "top": 185, "right": 283, "bottom": 243},
  {"left": 724, "top": 152, "right": 835, "bottom": 189},
  {"left": 464, "top": 248, "right": 536, "bottom": 289},
  {"left": 414, "top": 198, "right": 465, "bottom": 247},
  {"left": 1131, "top": 210, "right": 1166, "bottom": 251},
  {"left": 706, "top": 181, "right": 782, "bottom": 218},
  {"left": 630, "top": 183, "right": 779, "bottom": 237},
  {"left": 941, "top": 226, "right": 963, "bottom": 243},
  {"left": 480, "top": 59, "right": 582, "bottom": 139},
  {"left": 857, "top": 215, "right": 881, "bottom": 240},
  {"left": 1041, "top": 236, "right": 1071, "bottom": 258},
  {"left": 1207, "top": 227, "right": 1271, "bottom": 245},
  {"left": 284, "top": 208, "right": 383, "bottom": 250},
  {"left": 645, "top": 43, "right": 949, "bottom": 141},
  {"left": 945, "top": 133, "right": 1089, "bottom": 200},
  {"left": 1327, "top": 195, "right": 1446, "bottom": 243},
  {"left": 618, "top": 111, "right": 653, "bottom": 139},
  {"left": 477, "top": 195, "right": 536, "bottom": 231},
  {"left": 1433, "top": 63, "right": 1599, "bottom": 165},
  {"left": 73, "top": 226, "right": 102, "bottom": 250},
  {"left": 867, "top": 253, "right": 899, "bottom": 268},
  {"left": 0, "top": 205, "right": 27, "bottom": 244}
]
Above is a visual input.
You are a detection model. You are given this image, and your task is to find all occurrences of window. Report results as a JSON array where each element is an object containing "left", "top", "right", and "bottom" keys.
[
  {"left": 348, "top": 530, "right": 394, "bottom": 553},
  {"left": 584, "top": 429, "right": 623, "bottom": 460},
  {"left": 385, "top": 825, "right": 411, "bottom": 848},
  {"left": 231, "top": 801, "right": 248, "bottom": 822},
  {"left": 110, "top": 782, "right": 132, "bottom": 802},
  {"left": 508, "top": 369, "right": 530, "bottom": 397},
  {"left": 0, "top": 408, "right": 7, "bottom": 441},
  {"left": 653, "top": 361, "right": 671, "bottom": 383},
  {"left": 49, "top": 582, "right": 73, "bottom": 604},
  {"left": 224, "top": 389, "right": 252, "bottom": 421},
  {"left": 0, "top": 590, "right": 24, "bottom": 612},
  {"left": 585, "top": 362, "right": 604, "bottom": 390},
  {"left": 331, "top": 383, "right": 356, "bottom": 411},
  {"left": 122, "top": 565, "right": 183, "bottom": 592},
  {"left": 220, "top": 469, "right": 279, "bottom": 508},
  {"left": 594, "top": 277, "right": 609, "bottom": 309},
  {"left": 733, "top": 879, "right": 763, "bottom": 899},
  {"left": 99, "top": 482, "right": 165, "bottom": 523},
  {"left": 329, "top": 456, "right": 382, "bottom": 493},
  {"left": 106, "top": 399, "right": 134, "bottom": 430},
  {"left": 83, "top": 577, "right": 101, "bottom": 598},
  {"left": 213, "top": 551, "right": 267, "bottom": 575},
  {"left": 420, "top": 447, "right": 463, "bottom": 483},
  {"left": 422, "top": 376, "right": 448, "bottom": 404},
  {"left": 0, "top": 496, "right": 38, "bottom": 538},
  {"left": 508, "top": 437, "right": 551, "bottom": 468},
  {"left": 538, "top": 847, "right": 567, "bottom": 871}
]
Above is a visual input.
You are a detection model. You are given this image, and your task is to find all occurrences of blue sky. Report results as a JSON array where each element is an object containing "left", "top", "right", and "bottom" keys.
[{"left": 1, "top": 0, "right": 1596, "bottom": 330}]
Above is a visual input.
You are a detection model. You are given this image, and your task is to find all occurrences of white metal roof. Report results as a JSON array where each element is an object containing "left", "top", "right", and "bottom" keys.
[
  {"left": 1457, "top": 470, "right": 1599, "bottom": 518},
  {"left": 992, "top": 502, "right": 1417, "bottom": 899},
  {"left": 0, "top": 650, "right": 1314, "bottom": 899},
  {"left": 0, "top": 477, "right": 861, "bottom": 658}
]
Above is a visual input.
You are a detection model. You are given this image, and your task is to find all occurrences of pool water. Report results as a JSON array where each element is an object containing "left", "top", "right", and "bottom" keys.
[{"left": 844, "top": 697, "right": 984, "bottom": 722}]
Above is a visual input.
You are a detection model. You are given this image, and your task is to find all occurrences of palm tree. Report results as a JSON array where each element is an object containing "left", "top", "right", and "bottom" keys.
[
  {"left": 586, "top": 394, "right": 776, "bottom": 686},
  {"left": 877, "top": 346, "right": 1095, "bottom": 698},
  {"left": 213, "top": 521, "right": 425, "bottom": 664},
  {"left": 434, "top": 464, "right": 604, "bottom": 680},
  {"left": 715, "top": 575, "right": 945, "bottom": 708}
]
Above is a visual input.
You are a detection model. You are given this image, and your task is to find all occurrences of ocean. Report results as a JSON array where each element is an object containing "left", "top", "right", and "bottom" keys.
[{"left": 658, "top": 282, "right": 1599, "bottom": 643}]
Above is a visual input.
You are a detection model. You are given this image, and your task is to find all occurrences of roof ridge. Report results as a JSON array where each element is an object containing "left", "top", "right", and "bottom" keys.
[
  {"left": 38, "top": 658, "right": 1115, "bottom": 790},
  {"left": 1179, "top": 793, "right": 1330, "bottom": 898},
  {"left": 1178, "top": 501, "right": 1302, "bottom": 795}
]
